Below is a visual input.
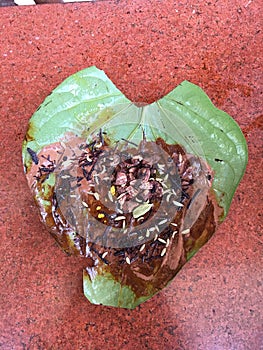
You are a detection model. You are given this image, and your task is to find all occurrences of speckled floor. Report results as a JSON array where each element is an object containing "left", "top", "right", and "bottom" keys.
[{"left": 0, "top": 1, "right": 262, "bottom": 349}]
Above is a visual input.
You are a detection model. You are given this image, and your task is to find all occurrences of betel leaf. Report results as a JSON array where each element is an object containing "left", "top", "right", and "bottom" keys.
[
  {"left": 83, "top": 270, "right": 149, "bottom": 309},
  {"left": 157, "top": 84, "right": 248, "bottom": 219},
  {"left": 22, "top": 66, "right": 130, "bottom": 169},
  {"left": 22, "top": 66, "right": 247, "bottom": 309}
]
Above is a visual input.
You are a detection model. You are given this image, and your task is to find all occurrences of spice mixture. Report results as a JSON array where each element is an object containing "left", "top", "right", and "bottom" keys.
[{"left": 26, "top": 130, "right": 217, "bottom": 296}]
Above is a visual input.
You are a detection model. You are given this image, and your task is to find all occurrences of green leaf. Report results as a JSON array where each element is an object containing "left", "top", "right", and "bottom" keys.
[
  {"left": 22, "top": 66, "right": 130, "bottom": 169},
  {"left": 22, "top": 66, "right": 248, "bottom": 309},
  {"left": 157, "top": 81, "right": 248, "bottom": 219},
  {"left": 83, "top": 270, "right": 149, "bottom": 309}
]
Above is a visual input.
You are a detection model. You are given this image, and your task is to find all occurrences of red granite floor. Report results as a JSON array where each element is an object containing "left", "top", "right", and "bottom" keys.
[{"left": 0, "top": 1, "right": 262, "bottom": 349}]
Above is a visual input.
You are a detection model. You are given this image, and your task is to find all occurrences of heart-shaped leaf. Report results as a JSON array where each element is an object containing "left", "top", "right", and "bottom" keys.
[{"left": 22, "top": 66, "right": 247, "bottom": 309}]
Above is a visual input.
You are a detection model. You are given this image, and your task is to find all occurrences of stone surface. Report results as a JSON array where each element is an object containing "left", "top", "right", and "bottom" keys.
[{"left": 0, "top": 1, "right": 262, "bottom": 349}]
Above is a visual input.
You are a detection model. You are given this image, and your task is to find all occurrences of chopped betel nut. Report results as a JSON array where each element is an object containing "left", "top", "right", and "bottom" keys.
[{"left": 22, "top": 66, "right": 247, "bottom": 309}]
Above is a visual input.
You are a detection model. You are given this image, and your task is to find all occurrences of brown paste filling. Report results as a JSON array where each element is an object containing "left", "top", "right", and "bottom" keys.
[{"left": 26, "top": 132, "right": 219, "bottom": 298}]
